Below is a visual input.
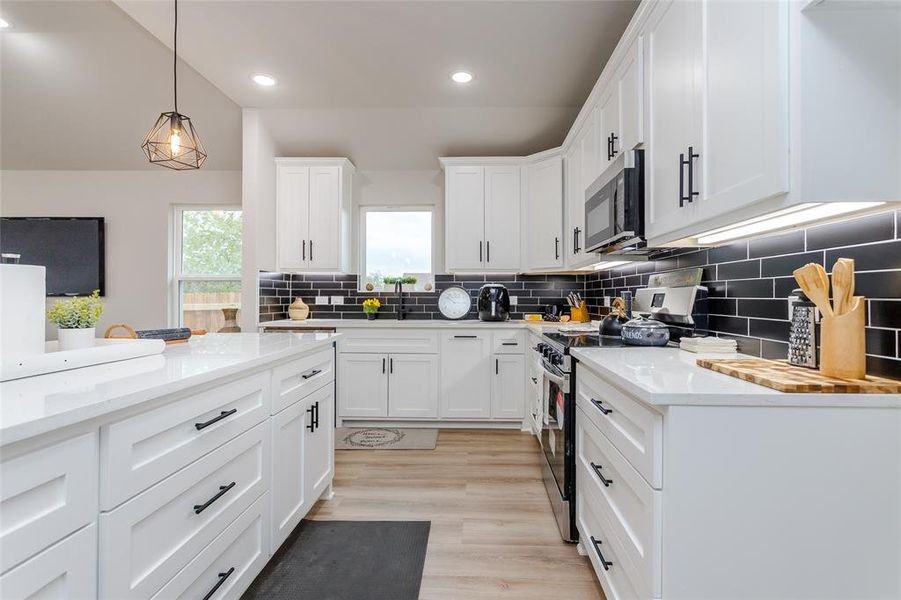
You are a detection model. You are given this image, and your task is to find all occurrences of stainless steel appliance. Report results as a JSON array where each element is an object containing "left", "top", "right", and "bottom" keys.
[
  {"left": 477, "top": 283, "right": 510, "bottom": 321},
  {"left": 788, "top": 289, "right": 818, "bottom": 368},
  {"left": 536, "top": 273, "right": 707, "bottom": 543},
  {"left": 584, "top": 149, "right": 645, "bottom": 255}
]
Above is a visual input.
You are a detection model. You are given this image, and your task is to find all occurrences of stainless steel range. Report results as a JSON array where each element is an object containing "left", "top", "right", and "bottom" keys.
[{"left": 535, "top": 272, "right": 707, "bottom": 543}]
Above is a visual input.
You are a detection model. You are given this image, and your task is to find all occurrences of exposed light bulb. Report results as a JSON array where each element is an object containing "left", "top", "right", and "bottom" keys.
[
  {"left": 168, "top": 128, "right": 181, "bottom": 156},
  {"left": 451, "top": 71, "right": 474, "bottom": 84}
]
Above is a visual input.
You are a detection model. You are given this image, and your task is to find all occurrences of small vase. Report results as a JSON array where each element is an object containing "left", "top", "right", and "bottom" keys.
[
  {"left": 219, "top": 308, "right": 241, "bottom": 333},
  {"left": 366, "top": 312, "right": 378, "bottom": 321},
  {"left": 58, "top": 327, "right": 96, "bottom": 351},
  {"left": 288, "top": 297, "right": 310, "bottom": 321}
]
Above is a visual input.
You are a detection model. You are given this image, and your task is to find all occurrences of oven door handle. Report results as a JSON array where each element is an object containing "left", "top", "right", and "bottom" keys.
[{"left": 541, "top": 363, "right": 567, "bottom": 386}]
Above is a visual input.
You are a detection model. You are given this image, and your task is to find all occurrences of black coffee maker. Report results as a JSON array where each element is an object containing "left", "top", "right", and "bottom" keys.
[{"left": 477, "top": 284, "right": 511, "bottom": 321}]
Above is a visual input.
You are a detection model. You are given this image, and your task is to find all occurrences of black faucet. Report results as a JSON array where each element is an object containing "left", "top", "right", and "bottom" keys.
[{"left": 395, "top": 280, "right": 409, "bottom": 320}]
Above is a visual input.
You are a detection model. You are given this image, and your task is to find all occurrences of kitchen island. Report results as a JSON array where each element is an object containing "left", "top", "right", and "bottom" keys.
[
  {"left": 569, "top": 346, "right": 901, "bottom": 600},
  {"left": 0, "top": 332, "right": 338, "bottom": 600}
]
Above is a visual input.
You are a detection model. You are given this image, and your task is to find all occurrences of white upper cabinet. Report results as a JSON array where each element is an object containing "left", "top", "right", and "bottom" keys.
[
  {"left": 699, "top": 0, "right": 789, "bottom": 222},
  {"left": 598, "top": 84, "right": 621, "bottom": 171},
  {"left": 618, "top": 36, "right": 644, "bottom": 154},
  {"left": 564, "top": 142, "right": 587, "bottom": 268},
  {"left": 275, "top": 158, "right": 353, "bottom": 273},
  {"left": 645, "top": 0, "right": 703, "bottom": 242},
  {"left": 443, "top": 162, "right": 521, "bottom": 272},
  {"left": 522, "top": 153, "right": 564, "bottom": 271}
]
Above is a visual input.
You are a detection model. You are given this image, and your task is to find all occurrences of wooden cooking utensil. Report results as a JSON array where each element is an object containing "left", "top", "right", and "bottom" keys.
[
  {"left": 793, "top": 263, "right": 833, "bottom": 318},
  {"left": 831, "top": 258, "right": 855, "bottom": 316}
]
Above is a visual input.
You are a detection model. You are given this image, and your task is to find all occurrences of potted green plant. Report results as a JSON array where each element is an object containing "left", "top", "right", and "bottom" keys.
[
  {"left": 46, "top": 290, "right": 104, "bottom": 351},
  {"left": 362, "top": 298, "right": 381, "bottom": 320}
]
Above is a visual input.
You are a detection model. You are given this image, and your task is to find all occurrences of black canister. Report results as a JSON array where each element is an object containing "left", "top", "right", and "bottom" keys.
[{"left": 477, "top": 284, "right": 511, "bottom": 321}]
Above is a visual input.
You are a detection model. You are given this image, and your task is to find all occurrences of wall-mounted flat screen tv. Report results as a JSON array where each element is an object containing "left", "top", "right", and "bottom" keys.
[{"left": 0, "top": 217, "right": 105, "bottom": 296}]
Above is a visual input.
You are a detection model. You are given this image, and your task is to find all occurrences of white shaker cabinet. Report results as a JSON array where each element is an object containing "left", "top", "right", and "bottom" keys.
[
  {"left": 617, "top": 36, "right": 643, "bottom": 155},
  {"left": 522, "top": 153, "right": 564, "bottom": 271},
  {"left": 302, "top": 386, "right": 334, "bottom": 512},
  {"left": 388, "top": 354, "right": 440, "bottom": 419},
  {"left": 337, "top": 353, "right": 389, "bottom": 418},
  {"left": 440, "top": 332, "right": 492, "bottom": 419},
  {"left": 491, "top": 354, "right": 525, "bottom": 420},
  {"left": 443, "top": 163, "right": 521, "bottom": 272},
  {"left": 645, "top": 0, "right": 703, "bottom": 241},
  {"left": 275, "top": 158, "right": 354, "bottom": 273},
  {"left": 0, "top": 524, "right": 97, "bottom": 600}
]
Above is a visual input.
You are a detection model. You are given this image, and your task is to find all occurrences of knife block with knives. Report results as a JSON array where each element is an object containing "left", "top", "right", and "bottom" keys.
[{"left": 793, "top": 259, "right": 866, "bottom": 380}]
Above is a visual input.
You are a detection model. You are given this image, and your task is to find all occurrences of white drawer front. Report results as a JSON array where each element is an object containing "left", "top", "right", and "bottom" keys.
[
  {"left": 101, "top": 371, "right": 270, "bottom": 509},
  {"left": 151, "top": 492, "right": 270, "bottom": 600},
  {"left": 0, "top": 523, "right": 97, "bottom": 600},
  {"left": 271, "top": 348, "right": 334, "bottom": 414},
  {"left": 576, "top": 364, "right": 663, "bottom": 488},
  {"left": 337, "top": 329, "right": 438, "bottom": 354},
  {"left": 100, "top": 422, "right": 270, "bottom": 600},
  {"left": 577, "top": 482, "right": 645, "bottom": 600},
  {"left": 0, "top": 432, "right": 97, "bottom": 573},
  {"left": 578, "top": 409, "right": 661, "bottom": 598},
  {"left": 491, "top": 330, "right": 525, "bottom": 354}
]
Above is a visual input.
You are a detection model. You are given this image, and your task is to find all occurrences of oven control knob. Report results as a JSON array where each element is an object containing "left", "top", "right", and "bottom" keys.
[
  {"left": 551, "top": 353, "right": 563, "bottom": 366},
  {"left": 536, "top": 343, "right": 546, "bottom": 353}
]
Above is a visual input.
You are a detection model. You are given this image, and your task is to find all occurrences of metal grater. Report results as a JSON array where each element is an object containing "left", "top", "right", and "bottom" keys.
[{"left": 788, "top": 289, "right": 818, "bottom": 368}]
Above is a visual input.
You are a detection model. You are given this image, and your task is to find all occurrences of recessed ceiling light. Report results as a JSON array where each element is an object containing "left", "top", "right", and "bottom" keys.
[
  {"left": 451, "top": 71, "right": 474, "bottom": 84},
  {"left": 251, "top": 73, "right": 277, "bottom": 87},
  {"left": 0, "top": 18, "right": 11, "bottom": 29}
]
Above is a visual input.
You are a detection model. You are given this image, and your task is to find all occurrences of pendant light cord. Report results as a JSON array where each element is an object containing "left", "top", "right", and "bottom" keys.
[{"left": 173, "top": 0, "right": 178, "bottom": 114}]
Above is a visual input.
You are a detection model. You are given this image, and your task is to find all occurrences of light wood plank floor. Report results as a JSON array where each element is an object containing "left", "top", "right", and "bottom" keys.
[{"left": 307, "top": 429, "right": 604, "bottom": 599}]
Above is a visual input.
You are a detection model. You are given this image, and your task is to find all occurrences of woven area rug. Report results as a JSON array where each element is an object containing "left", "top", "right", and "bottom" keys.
[{"left": 335, "top": 427, "right": 438, "bottom": 450}]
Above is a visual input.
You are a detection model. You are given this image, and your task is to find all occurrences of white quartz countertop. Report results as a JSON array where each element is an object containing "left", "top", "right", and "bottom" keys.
[
  {"left": 260, "top": 318, "right": 565, "bottom": 333},
  {"left": 0, "top": 332, "right": 337, "bottom": 446},
  {"left": 570, "top": 347, "right": 901, "bottom": 408}
]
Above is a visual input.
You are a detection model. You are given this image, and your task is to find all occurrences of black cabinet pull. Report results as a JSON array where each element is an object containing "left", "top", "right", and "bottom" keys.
[
  {"left": 454, "top": 335, "right": 478, "bottom": 339},
  {"left": 554, "top": 237, "right": 560, "bottom": 260},
  {"left": 590, "top": 398, "right": 612, "bottom": 415},
  {"left": 502, "top": 341, "right": 518, "bottom": 346},
  {"left": 573, "top": 227, "right": 581, "bottom": 254},
  {"left": 314, "top": 401, "right": 319, "bottom": 429},
  {"left": 590, "top": 536, "right": 613, "bottom": 571},
  {"left": 531, "top": 377, "right": 539, "bottom": 384},
  {"left": 302, "top": 240, "right": 306, "bottom": 261},
  {"left": 479, "top": 241, "right": 483, "bottom": 262},
  {"left": 307, "top": 403, "right": 316, "bottom": 432},
  {"left": 590, "top": 462, "right": 613, "bottom": 487},
  {"left": 390, "top": 358, "right": 394, "bottom": 374},
  {"left": 201, "top": 567, "right": 235, "bottom": 600},
  {"left": 194, "top": 482, "right": 236, "bottom": 514},
  {"left": 610, "top": 132, "right": 618, "bottom": 158},
  {"left": 496, "top": 358, "right": 499, "bottom": 375},
  {"left": 486, "top": 240, "right": 490, "bottom": 263},
  {"left": 302, "top": 369, "right": 322, "bottom": 380},
  {"left": 309, "top": 240, "right": 314, "bottom": 261},
  {"left": 686, "top": 146, "right": 699, "bottom": 203},
  {"left": 382, "top": 357, "right": 386, "bottom": 373},
  {"left": 195, "top": 409, "right": 238, "bottom": 431}
]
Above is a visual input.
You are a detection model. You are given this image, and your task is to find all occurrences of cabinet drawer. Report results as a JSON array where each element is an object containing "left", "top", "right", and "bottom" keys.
[
  {"left": 578, "top": 409, "right": 661, "bottom": 598},
  {"left": 337, "top": 329, "right": 438, "bottom": 354},
  {"left": 100, "top": 372, "right": 270, "bottom": 509},
  {"left": 0, "top": 523, "right": 97, "bottom": 600},
  {"left": 576, "top": 482, "right": 644, "bottom": 600},
  {"left": 151, "top": 492, "right": 270, "bottom": 600},
  {"left": 491, "top": 330, "right": 525, "bottom": 354},
  {"left": 271, "top": 348, "right": 334, "bottom": 413},
  {"left": 576, "top": 364, "right": 663, "bottom": 488},
  {"left": 0, "top": 432, "right": 97, "bottom": 573},
  {"left": 100, "top": 422, "right": 270, "bottom": 600}
]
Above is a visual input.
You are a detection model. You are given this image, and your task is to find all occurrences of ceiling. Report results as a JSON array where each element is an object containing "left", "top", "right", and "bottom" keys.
[
  {"left": 0, "top": 1, "right": 241, "bottom": 170},
  {"left": 1, "top": 1, "right": 638, "bottom": 171}
]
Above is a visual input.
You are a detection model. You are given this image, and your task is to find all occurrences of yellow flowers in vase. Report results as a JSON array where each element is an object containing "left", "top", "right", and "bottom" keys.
[{"left": 362, "top": 298, "right": 381, "bottom": 320}]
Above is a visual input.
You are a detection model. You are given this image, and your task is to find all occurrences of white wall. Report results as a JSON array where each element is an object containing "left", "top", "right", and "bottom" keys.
[{"left": 1, "top": 169, "right": 242, "bottom": 339}]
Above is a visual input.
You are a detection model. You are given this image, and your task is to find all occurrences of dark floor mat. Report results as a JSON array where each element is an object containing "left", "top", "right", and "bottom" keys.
[{"left": 241, "top": 520, "right": 431, "bottom": 600}]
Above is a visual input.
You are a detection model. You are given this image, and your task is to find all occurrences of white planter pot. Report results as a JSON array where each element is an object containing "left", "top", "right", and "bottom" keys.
[{"left": 57, "top": 327, "right": 96, "bottom": 352}]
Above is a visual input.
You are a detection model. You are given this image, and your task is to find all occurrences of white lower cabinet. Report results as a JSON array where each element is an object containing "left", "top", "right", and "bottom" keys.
[
  {"left": 0, "top": 523, "right": 97, "bottom": 600},
  {"left": 337, "top": 353, "right": 389, "bottom": 417},
  {"left": 491, "top": 354, "right": 525, "bottom": 419},
  {"left": 303, "top": 386, "right": 335, "bottom": 507},
  {"left": 440, "top": 332, "right": 492, "bottom": 419},
  {"left": 99, "top": 423, "right": 270, "bottom": 600},
  {"left": 388, "top": 354, "right": 439, "bottom": 418}
]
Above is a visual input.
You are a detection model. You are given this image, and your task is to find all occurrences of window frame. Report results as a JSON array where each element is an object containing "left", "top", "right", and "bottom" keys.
[
  {"left": 169, "top": 205, "right": 243, "bottom": 327},
  {"left": 358, "top": 205, "right": 436, "bottom": 292}
]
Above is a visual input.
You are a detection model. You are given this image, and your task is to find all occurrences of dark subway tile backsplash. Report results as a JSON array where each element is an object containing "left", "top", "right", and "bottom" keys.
[{"left": 261, "top": 210, "right": 901, "bottom": 378}]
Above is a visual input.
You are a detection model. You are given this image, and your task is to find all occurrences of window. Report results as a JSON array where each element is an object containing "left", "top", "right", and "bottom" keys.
[
  {"left": 360, "top": 207, "right": 433, "bottom": 291},
  {"left": 171, "top": 207, "right": 242, "bottom": 330}
]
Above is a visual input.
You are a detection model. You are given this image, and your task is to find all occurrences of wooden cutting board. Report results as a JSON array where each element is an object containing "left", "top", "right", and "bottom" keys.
[{"left": 696, "top": 358, "right": 901, "bottom": 393}]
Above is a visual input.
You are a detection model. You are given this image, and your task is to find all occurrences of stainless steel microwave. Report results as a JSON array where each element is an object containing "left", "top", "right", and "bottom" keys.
[{"left": 584, "top": 149, "right": 645, "bottom": 254}]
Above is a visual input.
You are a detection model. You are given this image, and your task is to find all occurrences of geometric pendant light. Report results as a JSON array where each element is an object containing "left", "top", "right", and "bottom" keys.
[{"left": 141, "top": 0, "right": 206, "bottom": 170}]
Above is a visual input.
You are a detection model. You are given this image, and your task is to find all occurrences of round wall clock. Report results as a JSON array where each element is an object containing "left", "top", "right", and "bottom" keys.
[{"left": 437, "top": 286, "right": 472, "bottom": 320}]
